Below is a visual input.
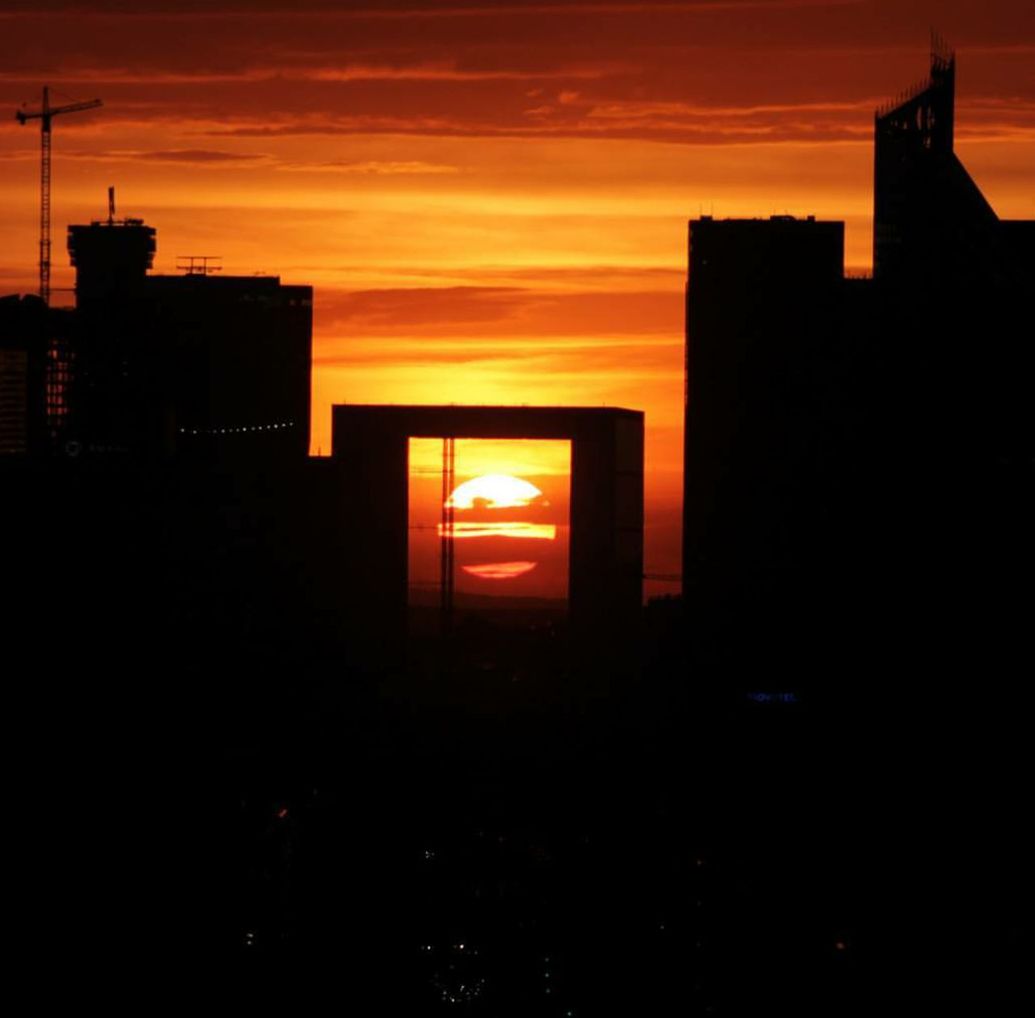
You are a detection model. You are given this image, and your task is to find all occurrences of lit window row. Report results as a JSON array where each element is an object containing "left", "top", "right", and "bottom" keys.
[{"left": 178, "top": 421, "right": 295, "bottom": 436}]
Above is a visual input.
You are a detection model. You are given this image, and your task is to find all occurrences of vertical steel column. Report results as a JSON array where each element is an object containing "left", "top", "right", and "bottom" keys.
[{"left": 440, "top": 436, "right": 456, "bottom": 634}]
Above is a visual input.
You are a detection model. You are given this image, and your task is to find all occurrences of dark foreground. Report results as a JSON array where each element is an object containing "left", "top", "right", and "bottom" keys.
[
  {"left": 8, "top": 461, "right": 1026, "bottom": 1013},
  {"left": 14, "top": 630, "right": 1025, "bottom": 1013}
]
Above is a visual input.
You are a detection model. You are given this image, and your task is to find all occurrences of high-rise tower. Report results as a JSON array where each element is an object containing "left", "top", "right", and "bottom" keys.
[{"left": 681, "top": 216, "right": 846, "bottom": 666}]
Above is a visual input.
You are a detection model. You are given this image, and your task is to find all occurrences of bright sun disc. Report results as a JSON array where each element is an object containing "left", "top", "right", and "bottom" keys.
[{"left": 446, "top": 473, "right": 544, "bottom": 510}]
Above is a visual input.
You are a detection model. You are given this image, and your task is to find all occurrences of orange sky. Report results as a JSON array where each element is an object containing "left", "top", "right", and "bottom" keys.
[{"left": 2, "top": 1, "right": 1032, "bottom": 589}]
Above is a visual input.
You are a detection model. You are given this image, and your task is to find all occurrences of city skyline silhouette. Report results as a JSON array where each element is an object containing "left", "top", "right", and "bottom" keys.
[
  {"left": 2, "top": 5, "right": 1031, "bottom": 1011},
  {"left": 3, "top": 1, "right": 1033, "bottom": 599}
]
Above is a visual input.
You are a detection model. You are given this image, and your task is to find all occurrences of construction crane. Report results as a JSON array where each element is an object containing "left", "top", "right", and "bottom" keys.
[{"left": 16, "top": 86, "right": 102, "bottom": 306}]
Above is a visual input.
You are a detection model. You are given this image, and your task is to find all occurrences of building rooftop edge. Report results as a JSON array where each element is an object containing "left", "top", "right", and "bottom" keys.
[
  {"left": 690, "top": 214, "right": 834, "bottom": 224},
  {"left": 332, "top": 404, "right": 643, "bottom": 416}
]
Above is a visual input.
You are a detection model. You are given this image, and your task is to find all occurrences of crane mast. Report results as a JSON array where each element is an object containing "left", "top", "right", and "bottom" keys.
[
  {"left": 15, "top": 86, "right": 102, "bottom": 442},
  {"left": 16, "top": 85, "right": 103, "bottom": 306},
  {"left": 39, "top": 92, "right": 51, "bottom": 304}
]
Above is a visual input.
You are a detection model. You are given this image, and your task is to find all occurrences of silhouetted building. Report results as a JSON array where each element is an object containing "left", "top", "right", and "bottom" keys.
[
  {"left": 64, "top": 205, "right": 311, "bottom": 460},
  {"left": 676, "top": 51, "right": 1032, "bottom": 1016},
  {"left": 0, "top": 295, "right": 48, "bottom": 455},
  {"left": 682, "top": 45, "right": 1033, "bottom": 679},
  {"left": 868, "top": 46, "right": 1033, "bottom": 679},
  {"left": 332, "top": 404, "right": 643, "bottom": 651},
  {"left": 0, "top": 293, "right": 74, "bottom": 455},
  {"left": 68, "top": 211, "right": 156, "bottom": 301},
  {"left": 682, "top": 216, "right": 848, "bottom": 668},
  {"left": 682, "top": 216, "right": 843, "bottom": 595},
  {"left": 870, "top": 45, "right": 1033, "bottom": 484}
]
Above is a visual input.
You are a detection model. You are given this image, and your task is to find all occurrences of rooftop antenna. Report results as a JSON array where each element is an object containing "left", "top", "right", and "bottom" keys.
[
  {"left": 176, "top": 255, "right": 223, "bottom": 276},
  {"left": 15, "top": 85, "right": 103, "bottom": 305},
  {"left": 930, "top": 28, "right": 954, "bottom": 69}
]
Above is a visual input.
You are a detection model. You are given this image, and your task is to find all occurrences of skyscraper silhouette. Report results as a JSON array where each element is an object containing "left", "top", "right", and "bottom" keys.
[
  {"left": 679, "top": 49, "right": 1032, "bottom": 1013},
  {"left": 682, "top": 215, "right": 845, "bottom": 671}
]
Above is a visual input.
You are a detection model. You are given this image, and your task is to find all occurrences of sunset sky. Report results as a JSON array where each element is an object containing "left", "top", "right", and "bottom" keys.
[{"left": 2, "top": 0, "right": 1032, "bottom": 587}]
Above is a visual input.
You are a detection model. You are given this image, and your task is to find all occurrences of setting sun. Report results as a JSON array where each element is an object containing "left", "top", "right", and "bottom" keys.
[{"left": 409, "top": 438, "right": 570, "bottom": 605}]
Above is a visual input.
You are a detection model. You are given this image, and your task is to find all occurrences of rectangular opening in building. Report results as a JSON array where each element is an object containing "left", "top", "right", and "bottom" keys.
[{"left": 408, "top": 437, "right": 571, "bottom": 631}]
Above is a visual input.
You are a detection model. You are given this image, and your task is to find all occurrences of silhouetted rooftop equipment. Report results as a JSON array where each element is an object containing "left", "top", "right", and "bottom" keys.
[
  {"left": 87, "top": 186, "right": 146, "bottom": 228},
  {"left": 176, "top": 256, "right": 223, "bottom": 276},
  {"left": 874, "top": 33, "right": 955, "bottom": 119}
]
